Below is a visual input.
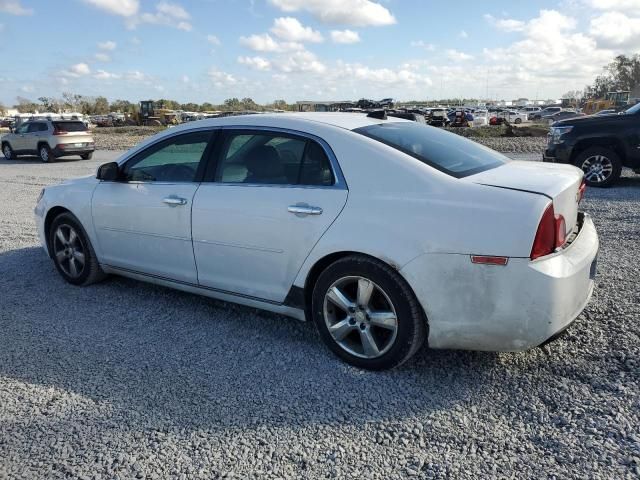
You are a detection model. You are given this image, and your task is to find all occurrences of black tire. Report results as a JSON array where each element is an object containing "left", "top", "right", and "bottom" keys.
[
  {"left": 311, "top": 255, "right": 427, "bottom": 370},
  {"left": 49, "top": 212, "right": 106, "bottom": 286},
  {"left": 514, "top": 117, "right": 522, "bottom": 124},
  {"left": 573, "top": 146, "right": 622, "bottom": 188},
  {"left": 2, "top": 142, "right": 15, "bottom": 160},
  {"left": 81, "top": 152, "right": 93, "bottom": 160},
  {"left": 39, "top": 143, "right": 53, "bottom": 163}
]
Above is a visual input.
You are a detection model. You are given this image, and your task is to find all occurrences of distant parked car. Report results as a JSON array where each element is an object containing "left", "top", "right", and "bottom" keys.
[
  {"left": 427, "top": 108, "right": 449, "bottom": 127},
  {"left": 546, "top": 111, "right": 585, "bottom": 124},
  {"left": 530, "top": 107, "right": 562, "bottom": 121},
  {"left": 2, "top": 119, "right": 95, "bottom": 162},
  {"left": 501, "top": 110, "right": 528, "bottom": 124}
]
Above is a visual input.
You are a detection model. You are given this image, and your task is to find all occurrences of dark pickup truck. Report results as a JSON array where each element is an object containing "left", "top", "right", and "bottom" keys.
[{"left": 543, "top": 102, "right": 640, "bottom": 187}]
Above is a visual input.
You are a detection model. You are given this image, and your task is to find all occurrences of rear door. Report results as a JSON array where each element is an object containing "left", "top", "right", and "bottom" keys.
[
  {"left": 192, "top": 129, "right": 348, "bottom": 303},
  {"left": 92, "top": 129, "right": 215, "bottom": 283},
  {"left": 25, "top": 122, "right": 47, "bottom": 151}
]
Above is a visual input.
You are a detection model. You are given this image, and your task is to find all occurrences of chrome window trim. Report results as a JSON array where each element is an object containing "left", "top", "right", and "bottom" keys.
[{"left": 214, "top": 125, "right": 348, "bottom": 191}]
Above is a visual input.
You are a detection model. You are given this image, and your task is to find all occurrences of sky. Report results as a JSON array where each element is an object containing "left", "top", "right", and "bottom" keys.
[{"left": 0, "top": 0, "right": 639, "bottom": 106}]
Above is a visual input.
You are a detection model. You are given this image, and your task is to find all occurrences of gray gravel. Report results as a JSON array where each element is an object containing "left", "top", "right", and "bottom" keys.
[{"left": 0, "top": 150, "right": 639, "bottom": 479}]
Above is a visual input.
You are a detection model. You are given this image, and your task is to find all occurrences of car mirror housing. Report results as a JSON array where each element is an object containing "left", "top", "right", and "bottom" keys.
[{"left": 96, "top": 162, "right": 120, "bottom": 181}]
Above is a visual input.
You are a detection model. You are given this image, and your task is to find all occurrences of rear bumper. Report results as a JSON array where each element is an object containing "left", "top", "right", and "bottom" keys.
[
  {"left": 52, "top": 146, "right": 94, "bottom": 157},
  {"left": 401, "top": 213, "right": 598, "bottom": 352}
]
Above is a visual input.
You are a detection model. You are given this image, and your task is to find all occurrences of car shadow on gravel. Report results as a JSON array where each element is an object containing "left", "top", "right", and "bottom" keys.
[{"left": 0, "top": 246, "right": 507, "bottom": 431}]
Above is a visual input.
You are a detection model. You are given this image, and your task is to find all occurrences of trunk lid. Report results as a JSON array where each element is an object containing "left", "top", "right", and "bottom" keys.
[{"left": 464, "top": 161, "right": 583, "bottom": 236}]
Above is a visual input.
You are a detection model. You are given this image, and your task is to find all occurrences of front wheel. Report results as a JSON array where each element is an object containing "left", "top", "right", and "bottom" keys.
[
  {"left": 514, "top": 117, "right": 522, "bottom": 124},
  {"left": 2, "top": 143, "right": 15, "bottom": 160},
  {"left": 49, "top": 213, "right": 105, "bottom": 286},
  {"left": 81, "top": 152, "right": 93, "bottom": 160},
  {"left": 311, "top": 255, "right": 426, "bottom": 370},
  {"left": 574, "top": 147, "right": 622, "bottom": 187}
]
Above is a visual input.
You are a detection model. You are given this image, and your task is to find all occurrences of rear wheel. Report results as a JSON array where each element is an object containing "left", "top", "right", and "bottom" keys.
[
  {"left": 39, "top": 144, "right": 52, "bottom": 163},
  {"left": 514, "top": 117, "right": 522, "bottom": 124},
  {"left": 81, "top": 152, "right": 93, "bottom": 160},
  {"left": 2, "top": 143, "right": 15, "bottom": 160},
  {"left": 574, "top": 147, "right": 622, "bottom": 187},
  {"left": 49, "top": 213, "right": 105, "bottom": 286},
  {"left": 311, "top": 255, "right": 426, "bottom": 370}
]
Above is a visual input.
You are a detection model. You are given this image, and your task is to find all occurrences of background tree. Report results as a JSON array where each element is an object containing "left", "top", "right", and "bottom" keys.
[
  {"left": 584, "top": 54, "right": 640, "bottom": 99},
  {"left": 15, "top": 96, "right": 38, "bottom": 113},
  {"left": 0, "top": 102, "right": 7, "bottom": 115},
  {"left": 110, "top": 99, "right": 138, "bottom": 115},
  {"left": 199, "top": 102, "right": 215, "bottom": 112}
]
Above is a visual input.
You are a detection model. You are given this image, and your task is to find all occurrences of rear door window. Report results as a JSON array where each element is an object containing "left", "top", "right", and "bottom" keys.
[{"left": 215, "top": 131, "right": 334, "bottom": 186}]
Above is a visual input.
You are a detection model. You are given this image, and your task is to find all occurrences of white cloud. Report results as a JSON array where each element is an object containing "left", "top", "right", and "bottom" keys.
[
  {"left": 590, "top": 11, "right": 640, "bottom": 49},
  {"left": 82, "top": 0, "right": 138, "bottom": 16},
  {"left": 339, "top": 62, "right": 432, "bottom": 88},
  {"left": 410, "top": 40, "right": 435, "bottom": 50},
  {"left": 62, "top": 63, "right": 92, "bottom": 78},
  {"left": 98, "top": 40, "right": 117, "bottom": 50},
  {"left": 126, "top": 70, "right": 148, "bottom": 81},
  {"left": 0, "top": 0, "right": 33, "bottom": 15},
  {"left": 276, "top": 50, "right": 326, "bottom": 74},
  {"left": 588, "top": 0, "right": 640, "bottom": 12},
  {"left": 207, "top": 34, "right": 221, "bottom": 46},
  {"left": 94, "top": 70, "right": 121, "bottom": 80},
  {"left": 484, "top": 14, "right": 525, "bottom": 32},
  {"left": 268, "top": 0, "right": 395, "bottom": 26},
  {"left": 446, "top": 49, "right": 473, "bottom": 61},
  {"left": 20, "top": 84, "right": 34, "bottom": 93},
  {"left": 238, "top": 56, "right": 272, "bottom": 71},
  {"left": 182, "top": 75, "right": 190, "bottom": 83},
  {"left": 135, "top": 1, "right": 192, "bottom": 31},
  {"left": 481, "top": 9, "right": 612, "bottom": 94},
  {"left": 459, "top": 30, "right": 468, "bottom": 39},
  {"left": 239, "top": 33, "right": 303, "bottom": 52},
  {"left": 94, "top": 53, "right": 111, "bottom": 62},
  {"left": 209, "top": 69, "right": 239, "bottom": 87},
  {"left": 330, "top": 29, "right": 360, "bottom": 44},
  {"left": 271, "top": 17, "right": 323, "bottom": 43}
]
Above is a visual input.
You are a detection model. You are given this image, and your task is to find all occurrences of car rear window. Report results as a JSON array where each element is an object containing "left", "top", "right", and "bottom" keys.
[
  {"left": 353, "top": 122, "right": 507, "bottom": 178},
  {"left": 52, "top": 121, "right": 87, "bottom": 132}
]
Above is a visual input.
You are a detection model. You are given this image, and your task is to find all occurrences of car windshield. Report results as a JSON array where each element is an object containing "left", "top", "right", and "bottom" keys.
[
  {"left": 52, "top": 121, "right": 87, "bottom": 132},
  {"left": 354, "top": 122, "right": 508, "bottom": 178},
  {"left": 624, "top": 103, "right": 640, "bottom": 115}
]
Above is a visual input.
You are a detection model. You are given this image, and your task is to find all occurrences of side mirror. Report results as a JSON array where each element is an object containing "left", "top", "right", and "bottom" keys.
[{"left": 96, "top": 162, "right": 120, "bottom": 181}]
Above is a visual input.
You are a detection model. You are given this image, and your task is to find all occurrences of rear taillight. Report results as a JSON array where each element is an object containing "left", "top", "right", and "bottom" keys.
[
  {"left": 53, "top": 128, "right": 66, "bottom": 136},
  {"left": 530, "top": 203, "right": 567, "bottom": 260},
  {"left": 531, "top": 204, "right": 556, "bottom": 260}
]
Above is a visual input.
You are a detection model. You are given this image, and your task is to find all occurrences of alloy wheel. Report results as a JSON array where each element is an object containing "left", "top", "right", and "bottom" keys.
[
  {"left": 3, "top": 145, "right": 11, "bottom": 159},
  {"left": 581, "top": 155, "right": 613, "bottom": 184},
  {"left": 40, "top": 146, "right": 49, "bottom": 162},
  {"left": 53, "top": 224, "right": 86, "bottom": 278},
  {"left": 323, "top": 276, "right": 398, "bottom": 359}
]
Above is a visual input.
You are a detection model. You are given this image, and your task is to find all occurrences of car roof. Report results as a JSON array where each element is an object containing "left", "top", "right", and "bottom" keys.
[{"left": 167, "top": 112, "right": 412, "bottom": 133}]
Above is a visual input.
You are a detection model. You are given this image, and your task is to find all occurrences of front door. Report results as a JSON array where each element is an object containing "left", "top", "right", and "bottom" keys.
[
  {"left": 192, "top": 130, "right": 348, "bottom": 303},
  {"left": 92, "top": 130, "right": 214, "bottom": 284}
]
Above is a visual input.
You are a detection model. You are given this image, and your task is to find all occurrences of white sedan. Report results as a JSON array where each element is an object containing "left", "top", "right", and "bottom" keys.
[
  {"left": 501, "top": 110, "right": 529, "bottom": 124},
  {"left": 35, "top": 113, "right": 598, "bottom": 370}
]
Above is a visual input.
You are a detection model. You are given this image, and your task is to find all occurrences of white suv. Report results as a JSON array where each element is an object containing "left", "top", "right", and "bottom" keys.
[{"left": 2, "top": 119, "right": 95, "bottom": 162}]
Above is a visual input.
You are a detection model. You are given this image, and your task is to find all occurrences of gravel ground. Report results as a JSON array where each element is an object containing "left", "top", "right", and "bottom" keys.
[
  {"left": 92, "top": 126, "right": 547, "bottom": 154},
  {"left": 0, "top": 150, "right": 638, "bottom": 479}
]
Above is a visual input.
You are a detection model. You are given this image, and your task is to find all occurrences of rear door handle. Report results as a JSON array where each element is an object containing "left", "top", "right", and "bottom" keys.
[
  {"left": 288, "top": 204, "right": 323, "bottom": 216},
  {"left": 163, "top": 196, "right": 187, "bottom": 206}
]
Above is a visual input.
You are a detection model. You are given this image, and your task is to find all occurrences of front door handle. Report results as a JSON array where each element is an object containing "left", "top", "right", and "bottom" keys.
[
  {"left": 288, "top": 204, "right": 323, "bottom": 216},
  {"left": 163, "top": 196, "right": 187, "bottom": 206}
]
